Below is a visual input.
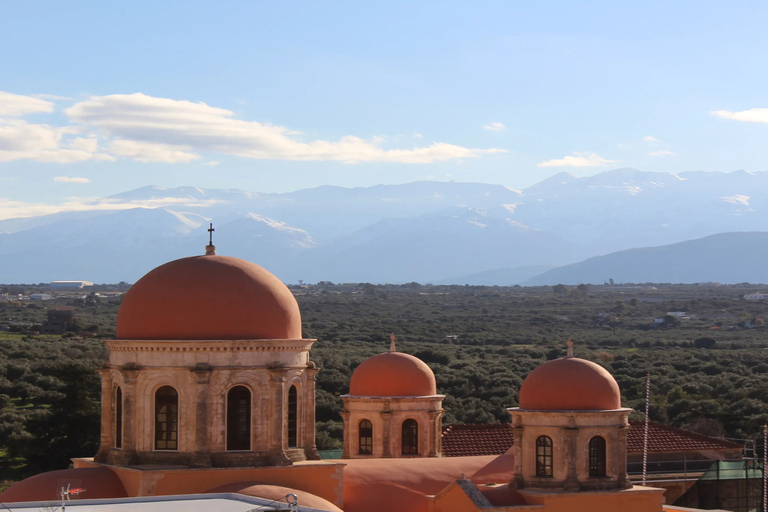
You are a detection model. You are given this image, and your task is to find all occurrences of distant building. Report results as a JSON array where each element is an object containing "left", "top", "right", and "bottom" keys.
[
  {"left": 51, "top": 280, "right": 94, "bottom": 289},
  {"left": 666, "top": 311, "right": 690, "bottom": 319},
  {"left": 744, "top": 293, "right": 768, "bottom": 300},
  {"left": 28, "top": 293, "right": 52, "bottom": 301},
  {"left": 42, "top": 308, "right": 75, "bottom": 334}
]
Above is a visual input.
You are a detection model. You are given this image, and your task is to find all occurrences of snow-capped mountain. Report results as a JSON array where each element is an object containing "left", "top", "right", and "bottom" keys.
[{"left": 4, "top": 169, "right": 768, "bottom": 284}]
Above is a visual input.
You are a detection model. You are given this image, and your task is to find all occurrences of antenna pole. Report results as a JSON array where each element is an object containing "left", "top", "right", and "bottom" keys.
[
  {"left": 643, "top": 372, "right": 650, "bottom": 486},
  {"left": 763, "top": 424, "right": 767, "bottom": 512}
]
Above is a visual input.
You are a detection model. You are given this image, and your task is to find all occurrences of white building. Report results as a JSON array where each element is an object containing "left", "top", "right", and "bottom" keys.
[{"left": 51, "top": 281, "right": 94, "bottom": 289}]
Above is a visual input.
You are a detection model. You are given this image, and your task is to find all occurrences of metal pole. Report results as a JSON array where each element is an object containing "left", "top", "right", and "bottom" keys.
[
  {"left": 763, "top": 424, "right": 767, "bottom": 512},
  {"left": 643, "top": 372, "right": 650, "bottom": 486}
]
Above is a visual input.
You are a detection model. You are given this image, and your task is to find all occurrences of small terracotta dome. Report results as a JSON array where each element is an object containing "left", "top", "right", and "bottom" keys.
[
  {"left": 349, "top": 352, "right": 437, "bottom": 397},
  {"left": 518, "top": 357, "right": 621, "bottom": 410},
  {"left": 0, "top": 467, "right": 127, "bottom": 502},
  {"left": 116, "top": 255, "right": 302, "bottom": 340},
  {"left": 206, "top": 482, "right": 342, "bottom": 512}
]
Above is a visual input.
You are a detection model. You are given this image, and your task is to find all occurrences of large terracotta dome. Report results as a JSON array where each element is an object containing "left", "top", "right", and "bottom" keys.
[
  {"left": 349, "top": 352, "right": 437, "bottom": 397},
  {"left": 518, "top": 357, "right": 621, "bottom": 411},
  {"left": 116, "top": 255, "right": 302, "bottom": 340}
]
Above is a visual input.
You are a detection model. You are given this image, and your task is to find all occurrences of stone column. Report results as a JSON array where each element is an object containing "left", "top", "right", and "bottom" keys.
[
  {"left": 267, "top": 366, "right": 291, "bottom": 465},
  {"left": 564, "top": 427, "right": 580, "bottom": 491},
  {"left": 304, "top": 367, "right": 321, "bottom": 460},
  {"left": 94, "top": 367, "right": 113, "bottom": 462},
  {"left": 190, "top": 363, "right": 213, "bottom": 467}
]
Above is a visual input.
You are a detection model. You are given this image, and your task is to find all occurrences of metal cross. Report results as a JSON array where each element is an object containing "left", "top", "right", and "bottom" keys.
[{"left": 208, "top": 223, "right": 215, "bottom": 245}]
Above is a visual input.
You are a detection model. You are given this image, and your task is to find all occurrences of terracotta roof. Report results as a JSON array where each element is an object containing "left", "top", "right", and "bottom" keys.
[
  {"left": 442, "top": 424, "right": 516, "bottom": 457},
  {"left": 627, "top": 421, "right": 744, "bottom": 454},
  {"left": 441, "top": 421, "right": 743, "bottom": 458}
]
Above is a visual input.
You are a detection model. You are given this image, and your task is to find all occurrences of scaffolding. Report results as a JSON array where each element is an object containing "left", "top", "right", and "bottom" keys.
[{"left": 672, "top": 460, "right": 764, "bottom": 512}]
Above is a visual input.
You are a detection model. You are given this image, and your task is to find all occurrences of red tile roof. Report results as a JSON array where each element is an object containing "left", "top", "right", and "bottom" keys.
[
  {"left": 442, "top": 424, "right": 516, "bottom": 457},
  {"left": 441, "top": 421, "right": 743, "bottom": 458},
  {"left": 626, "top": 421, "right": 743, "bottom": 454}
]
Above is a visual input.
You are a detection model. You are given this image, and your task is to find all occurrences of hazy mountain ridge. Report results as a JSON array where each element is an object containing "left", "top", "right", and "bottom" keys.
[{"left": 3, "top": 169, "right": 768, "bottom": 284}]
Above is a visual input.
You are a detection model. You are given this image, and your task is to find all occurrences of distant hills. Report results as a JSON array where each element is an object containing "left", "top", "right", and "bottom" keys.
[{"left": 3, "top": 168, "right": 768, "bottom": 285}]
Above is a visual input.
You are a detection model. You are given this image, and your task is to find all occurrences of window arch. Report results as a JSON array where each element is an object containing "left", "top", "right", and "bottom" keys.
[
  {"left": 115, "top": 386, "right": 123, "bottom": 448},
  {"left": 358, "top": 419, "right": 373, "bottom": 455},
  {"left": 589, "top": 436, "right": 607, "bottom": 477},
  {"left": 227, "top": 386, "right": 251, "bottom": 451},
  {"left": 535, "top": 436, "right": 553, "bottom": 477},
  {"left": 287, "top": 385, "right": 298, "bottom": 447},
  {"left": 402, "top": 419, "right": 418, "bottom": 455},
  {"left": 155, "top": 386, "right": 178, "bottom": 450}
]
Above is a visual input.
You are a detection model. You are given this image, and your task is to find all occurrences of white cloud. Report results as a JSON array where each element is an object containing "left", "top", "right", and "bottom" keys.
[
  {"left": 108, "top": 140, "right": 202, "bottom": 163},
  {"left": 712, "top": 108, "right": 768, "bottom": 124},
  {"left": 201, "top": 161, "right": 219, "bottom": 166},
  {"left": 650, "top": 150, "right": 676, "bottom": 157},
  {"left": 0, "top": 119, "right": 114, "bottom": 163},
  {"left": 0, "top": 196, "right": 223, "bottom": 221},
  {"left": 66, "top": 93, "right": 504, "bottom": 164},
  {"left": 537, "top": 152, "right": 617, "bottom": 168},
  {"left": 0, "top": 92, "right": 55, "bottom": 116},
  {"left": 53, "top": 176, "right": 91, "bottom": 183},
  {"left": 483, "top": 122, "right": 506, "bottom": 131},
  {"left": 644, "top": 135, "right": 659, "bottom": 142},
  {"left": 34, "top": 94, "right": 74, "bottom": 101},
  {"left": 413, "top": 133, "right": 423, "bottom": 139}
]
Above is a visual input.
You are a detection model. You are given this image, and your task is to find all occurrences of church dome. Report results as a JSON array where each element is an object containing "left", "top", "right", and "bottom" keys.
[
  {"left": 116, "top": 255, "right": 302, "bottom": 340},
  {"left": 518, "top": 357, "right": 621, "bottom": 411},
  {"left": 349, "top": 352, "right": 437, "bottom": 397}
]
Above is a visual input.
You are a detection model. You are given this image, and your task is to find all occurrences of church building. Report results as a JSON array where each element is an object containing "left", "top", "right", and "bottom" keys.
[{"left": 1, "top": 242, "right": 711, "bottom": 512}]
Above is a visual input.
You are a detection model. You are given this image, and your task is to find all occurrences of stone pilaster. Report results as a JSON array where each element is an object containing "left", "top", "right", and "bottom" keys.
[
  {"left": 94, "top": 367, "right": 113, "bottom": 462},
  {"left": 616, "top": 424, "right": 631, "bottom": 488},
  {"left": 190, "top": 363, "right": 213, "bottom": 467},
  {"left": 511, "top": 426, "right": 524, "bottom": 489},
  {"left": 564, "top": 427, "right": 580, "bottom": 491},
  {"left": 304, "top": 367, "right": 321, "bottom": 460},
  {"left": 340, "top": 410, "right": 351, "bottom": 458},
  {"left": 428, "top": 409, "right": 443, "bottom": 457},
  {"left": 381, "top": 409, "right": 392, "bottom": 458},
  {"left": 112, "top": 365, "right": 140, "bottom": 465},
  {"left": 267, "top": 366, "right": 291, "bottom": 465}
]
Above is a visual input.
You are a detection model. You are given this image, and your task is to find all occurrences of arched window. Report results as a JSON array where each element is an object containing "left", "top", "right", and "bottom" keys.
[
  {"left": 589, "top": 436, "right": 607, "bottom": 477},
  {"left": 358, "top": 419, "right": 373, "bottom": 455},
  {"left": 535, "top": 436, "right": 553, "bottom": 477},
  {"left": 287, "top": 385, "right": 298, "bottom": 447},
  {"left": 155, "top": 386, "right": 178, "bottom": 450},
  {"left": 115, "top": 386, "right": 123, "bottom": 448},
  {"left": 402, "top": 419, "right": 418, "bottom": 455},
  {"left": 227, "top": 386, "right": 251, "bottom": 451}
]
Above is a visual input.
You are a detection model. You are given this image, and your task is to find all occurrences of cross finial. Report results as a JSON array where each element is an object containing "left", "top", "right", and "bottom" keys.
[
  {"left": 205, "top": 223, "right": 216, "bottom": 255},
  {"left": 390, "top": 333, "right": 396, "bottom": 353},
  {"left": 566, "top": 338, "right": 574, "bottom": 357}
]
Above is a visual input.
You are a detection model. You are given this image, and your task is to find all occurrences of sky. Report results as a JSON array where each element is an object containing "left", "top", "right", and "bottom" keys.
[{"left": 2, "top": 1, "right": 768, "bottom": 219}]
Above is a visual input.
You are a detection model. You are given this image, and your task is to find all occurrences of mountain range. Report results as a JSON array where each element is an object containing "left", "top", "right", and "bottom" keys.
[{"left": 3, "top": 168, "right": 768, "bottom": 285}]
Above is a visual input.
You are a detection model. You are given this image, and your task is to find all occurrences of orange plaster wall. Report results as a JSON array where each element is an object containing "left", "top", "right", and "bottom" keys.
[
  {"left": 432, "top": 482, "right": 481, "bottom": 512},
  {"left": 152, "top": 464, "right": 342, "bottom": 503},
  {"left": 522, "top": 487, "right": 664, "bottom": 512}
]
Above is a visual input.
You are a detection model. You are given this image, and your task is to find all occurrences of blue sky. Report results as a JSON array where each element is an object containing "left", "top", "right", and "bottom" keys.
[{"left": 2, "top": 1, "right": 768, "bottom": 219}]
